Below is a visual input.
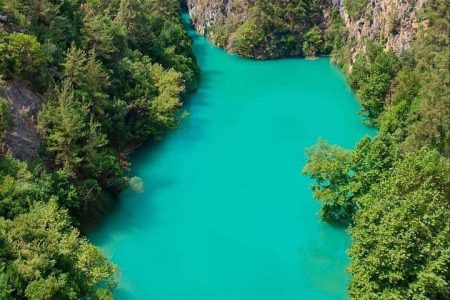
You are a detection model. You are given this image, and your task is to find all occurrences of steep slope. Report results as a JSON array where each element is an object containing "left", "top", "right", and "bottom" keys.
[
  {"left": 186, "top": 0, "right": 426, "bottom": 59},
  {"left": 3, "top": 81, "right": 42, "bottom": 161},
  {"left": 186, "top": 0, "right": 328, "bottom": 58},
  {"left": 337, "top": 0, "right": 426, "bottom": 60}
]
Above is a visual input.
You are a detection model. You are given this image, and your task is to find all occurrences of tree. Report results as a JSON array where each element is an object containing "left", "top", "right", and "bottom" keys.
[
  {"left": 122, "top": 53, "right": 184, "bottom": 143},
  {"left": 149, "top": 63, "right": 184, "bottom": 132},
  {"left": 39, "top": 81, "right": 91, "bottom": 177},
  {"left": 0, "top": 97, "right": 10, "bottom": 145},
  {"left": 303, "top": 140, "right": 354, "bottom": 223},
  {"left": 349, "top": 150, "right": 450, "bottom": 299},
  {"left": 0, "top": 154, "right": 35, "bottom": 219},
  {"left": 347, "top": 44, "right": 400, "bottom": 123},
  {"left": 38, "top": 80, "right": 126, "bottom": 216},
  {"left": 0, "top": 0, "right": 199, "bottom": 297},
  {"left": 0, "top": 200, "right": 117, "bottom": 299},
  {"left": 323, "top": 10, "right": 346, "bottom": 54},
  {"left": 0, "top": 32, "right": 45, "bottom": 80},
  {"left": 80, "top": 3, "right": 127, "bottom": 62},
  {"left": 304, "top": 135, "right": 400, "bottom": 225},
  {"left": 302, "top": 26, "right": 322, "bottom": 57},
  {"left": 63, "top": 45, "right": 110, "bottom": 120},
  {"left": 231, "top": 19, "right": 267, "bottom": 58}
]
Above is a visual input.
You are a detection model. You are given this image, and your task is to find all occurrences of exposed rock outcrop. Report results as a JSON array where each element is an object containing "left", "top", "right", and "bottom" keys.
[
  {"left": 3, "top": 81, "right": 42, "bottom": 161},
  {"left": 335, "top": 0, "right": 426, "bottom": 57},
  {"left": 186, "top": 0, "right": 427, "bottom": 59},
  {"left": 186, "top": 0, "right": 328, "bottom": 58},
  {"left": 186, "top": 0, "right": 233, "bottom": 36}
]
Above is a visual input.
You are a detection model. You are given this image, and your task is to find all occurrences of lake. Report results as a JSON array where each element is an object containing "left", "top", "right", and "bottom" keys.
[{"left": 90, "top": 13, "right": 373, "bottom": 300}]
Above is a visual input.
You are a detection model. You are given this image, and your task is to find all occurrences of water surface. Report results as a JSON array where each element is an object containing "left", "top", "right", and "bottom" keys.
[{"left": 90, "top": 14, "right": 373, "bottom": 300}]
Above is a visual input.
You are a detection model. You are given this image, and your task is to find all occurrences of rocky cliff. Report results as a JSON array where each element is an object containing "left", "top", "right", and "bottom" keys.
[
  {"left": 336, "top": 0, "right": 426, "bottom": 57},
  {"left": 186, "top": 0, "right": 427, "bottom": 59},
  {"left": 186, "top": 0, "right": 234, "bottom": 36},
  {"left": 186, "top": 0, "right": 327, "bottom": 58},
  {"left": 2, "top": 81, "right": 42, "bottom": 161}
]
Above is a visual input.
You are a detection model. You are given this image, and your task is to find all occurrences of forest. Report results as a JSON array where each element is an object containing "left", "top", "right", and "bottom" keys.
[
  {"left": 304, "top": 0, "right": 449, "bottom": 298},
  {"left": 0, "top": 0, "right": 448, "bottom": 299},
  {"left": 0, "top": 0, "right": 198, "bottom": 298}
]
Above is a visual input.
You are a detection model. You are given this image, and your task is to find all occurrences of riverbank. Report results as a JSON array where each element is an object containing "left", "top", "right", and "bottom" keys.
[{"left": 90, "top": 13, "right": 373, "bottom": 299}]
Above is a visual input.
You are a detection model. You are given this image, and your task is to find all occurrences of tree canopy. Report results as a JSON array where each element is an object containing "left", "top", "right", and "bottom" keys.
[
  {"left": 304, "top": 1, "right": 450, "bottom": 298},
  {"left": 0, "top": 0, "right": 199, "bottom": 297}
]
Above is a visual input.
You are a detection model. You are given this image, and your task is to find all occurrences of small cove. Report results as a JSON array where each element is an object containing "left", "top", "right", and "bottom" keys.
[{"left": 90, "top": 14, "right": 375, "bottom": 300}]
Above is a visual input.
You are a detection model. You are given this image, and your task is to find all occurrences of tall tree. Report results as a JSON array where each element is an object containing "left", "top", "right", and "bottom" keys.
[
  {"left": 0, "top": 201, "right": 117, "bottom": 299},
  {"left": 349, "top": 150, "right": 450, "bottom": 299}
]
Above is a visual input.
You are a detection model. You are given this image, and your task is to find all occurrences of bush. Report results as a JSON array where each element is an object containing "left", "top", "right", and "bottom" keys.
[
  {"left": 348, "top": 43, "right": 401, "bottom": 122},
  {"left": 302, "top": 26, "right": 323, "bottom": 57},
  {"left": 0, "top": 32, "right": 45, "bottom": 80},
  {"left": 231, "top": 19, "right": 267, "bottom": 58},
  {"left": 0, "top": 98, "right": 10, "bottom": 144},
  {"left": 345, "top": 0, "right": 369, "bottom": 20}
]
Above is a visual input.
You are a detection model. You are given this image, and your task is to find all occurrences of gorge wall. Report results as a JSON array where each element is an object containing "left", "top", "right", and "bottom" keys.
[
  {"left": 1, "top": 81, "right": 42, "bottom": 161},
  {"left": 186, "top": 0, "right": 427, "bottom": 59},
  {"left": 186, "top": 0, "right": 328, "bottom": 58},
  {"left": 336, "top": 0, "right": 426, "bottom": 57}
]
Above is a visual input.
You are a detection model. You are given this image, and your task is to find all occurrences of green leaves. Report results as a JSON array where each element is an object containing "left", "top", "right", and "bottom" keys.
[
  {"left": 0, "top": 201, "right": 117, "bottom": 299},
  {"left": 39, "top": 81, "right": 91, "bottom": 177},
  {"left": 302, "top": 26, "right": 323, "bottom": 57},
  {"left": 0, "top": 97, "right": 10, "bottom": 144},
  {"left": 0, "top": 155, "right": 35, "bottom": 219},
  {"left": 122, "top": 53, "right": 184, "bottom": 143},
  {"left": 306, "top": 4, "right": 450, "bottom": 297},
  {"left": 349, "top": 150, "right": 450, "bottom": 299},
  {"left": 200, "top": 0, "right": 327, "bottom": 59},
  {"left": 0, "top": 32, "right": 45, "bottom": 80},
  {"left": 349, "top": 44, "right": 401, "bottom": 123},
  {"left": 303, "top": 140, "right": 354, "bottom": 223},
  {"left": 0, "top": 0, "right": 198, "bottom": 298}
]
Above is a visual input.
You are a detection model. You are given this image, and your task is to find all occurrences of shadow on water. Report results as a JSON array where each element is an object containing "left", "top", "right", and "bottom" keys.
[
  {"left": 92, "top": 80, "right": 215, "bottom": 241},
  {"left": 186, "top": 70, "right": 224, "bottom": 94},
  {"left": 297, "top": 222, "right": 350, "bottom": 296},
  {"left": 90, "top": 178, "right": 176, "bottom": 247},
  {"left": 114, "top": 288, "right": 135, "bottom": 300},
  {"left": 90, "top": 76, "right": 214, "bottom": 243}
]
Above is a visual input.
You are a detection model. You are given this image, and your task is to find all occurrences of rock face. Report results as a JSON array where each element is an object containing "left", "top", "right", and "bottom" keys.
[
  {"left": 335, "top": 0, "right": 426, "bottom": 56},
  {"left": 186, "top": 0, "right": 426, "bottom": 58},
  {"left": 186, "top": 0, "right": 328, "bottom": 58},
  {"left": 186, "top": 0, "right": 233, "bottom": 36},
  {"left": 3, "top": 81, "right": 42, "bottom": 161}
]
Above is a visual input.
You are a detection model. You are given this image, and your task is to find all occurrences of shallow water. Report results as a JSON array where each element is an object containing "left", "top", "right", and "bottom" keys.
[{"left": 90, "top": 14, "right": 374, "bottom": 300}]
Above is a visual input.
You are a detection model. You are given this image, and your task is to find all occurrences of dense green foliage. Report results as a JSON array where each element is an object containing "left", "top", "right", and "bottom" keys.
[
  {"left": 0, "top": 0, "right": 198, "bottom": 297},
  {"left": 0, "top": 201, "right": 117, "bottom": 300},
  {"left": 303, "top": 140, "right": 354, "bottom": 223},
  {"left": 0, "top": 32, "right": 46, "bottom": 83},
  {"left": 302, "top": 26, "right": 322, "bottom": 57},
  {"left": 205, "top": 0, "right": 327, "bottom": 59},
  {"left": 348, "top": 44, "right": 400, "bottom": 123},
  {"left": 349, "top": 150, "right": 449, "bottom": 299},
  {"left": 0, "top": 96, "right": 9, "bottom": 145},
  {"left": 305, "top": 0, "right": 450, "bottom": 298},
  {"left": 0, "top": 0, "right": 448, "bottom": 298}
]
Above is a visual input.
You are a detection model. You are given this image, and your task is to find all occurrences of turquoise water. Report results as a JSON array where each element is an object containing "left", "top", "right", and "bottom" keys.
[{"left": 90, "top": 14, "right": 374, "bottom": 300}]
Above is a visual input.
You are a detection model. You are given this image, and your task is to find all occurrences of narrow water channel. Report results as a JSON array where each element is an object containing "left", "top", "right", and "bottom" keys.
[{"left": 90, "top": 14, "right": 374, "bottom": 300}]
